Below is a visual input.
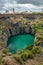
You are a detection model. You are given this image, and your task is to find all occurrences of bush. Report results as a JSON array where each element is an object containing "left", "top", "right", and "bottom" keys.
[
  {"left": 21, "top": 50, "right": 34, "bottom": 61},
  {"left": 25, "top": 45, "right": 33, "bottom": 50},
  {"left": 32, "top": 47, "right": 41, "bottom": 54},
  {"left": 21, "top": 50, "right": 28, "bottom": 61},
  {"left": 34, "top": 40, "right": 40, "bottom": 46},
  {"left": 2, "top": 48, "right": 9, "bottom": 54},
  {"left": 21, "top": 52, "right": 28, "bottom": 61},
  {"left": 14, "top": 53, "right": 21, "bottom": 61},
  {"left": 28, "top": 52, "right": 34, "bottom": 59},
  {"left": 0, "top": 55, "right": 3, "bottom": 63},
  {"left": 17, "top": 50, "right": 23, "bottom": 54}
]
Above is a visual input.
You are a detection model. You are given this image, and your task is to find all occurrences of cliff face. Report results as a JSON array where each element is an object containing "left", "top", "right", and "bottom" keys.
[{"left": 9, "top": 22, "right": 35, "bottom": 36}]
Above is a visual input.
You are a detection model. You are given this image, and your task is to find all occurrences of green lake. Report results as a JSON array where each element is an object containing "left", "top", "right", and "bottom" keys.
[{"left": 7, "top": 34, "right": 34, "bottom": 53}]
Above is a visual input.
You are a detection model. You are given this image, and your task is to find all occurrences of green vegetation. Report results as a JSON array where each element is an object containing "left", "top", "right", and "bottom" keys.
[
  {"left": 2, "top": 48, "right": 9, "bottom": 54},
  {"left": 14, "top": 46, "right": 41, "bottom": 61},
  {"left": 32, "top": 47, "right": 41, "bottom": 54},
  {"left": 25, "top": 45, "right": 33, "bottom": 50},
  {"left": 21, "top": 50, "right": 34, "bottom": 61},
  {"left": 0, "top": 55, "right": 3, "bottom": 63},
  {"left": 2, "top": 59, "right": 7, "bottom": 65},
  {"left": 38, "top": 63, "right": 43, "bottom": 65},
  {"left": 34, "top": 39, "right": 40, "bottom": 46}
]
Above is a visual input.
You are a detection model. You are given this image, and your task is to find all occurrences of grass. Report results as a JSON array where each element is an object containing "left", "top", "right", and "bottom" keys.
[
  {"left": 0, "top": 55, "right": 3, "bottom": 64},
  {"left": 38, "top": 63, "right": 43, "bottom": 65}
]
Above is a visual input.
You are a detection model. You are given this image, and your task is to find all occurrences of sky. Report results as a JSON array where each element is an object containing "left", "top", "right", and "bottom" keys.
[{"left": 0, "top": 0, "right": 43, "bottom": 13}]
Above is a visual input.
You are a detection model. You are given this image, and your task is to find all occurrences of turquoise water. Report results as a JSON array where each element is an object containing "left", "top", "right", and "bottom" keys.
[{"left": 7, "top": 34, "right": 34, "bottom": 53}]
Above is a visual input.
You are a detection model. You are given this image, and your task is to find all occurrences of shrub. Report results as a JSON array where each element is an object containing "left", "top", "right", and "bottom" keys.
[
  {"left": 2, "top": 48, "right": 9, "bottom": 54},
  {"left": 21, "top": 50, "right": 29, "bottom": 61},
  {"left": 17, "top": 50, "right": 23, "bottom": 54},
  {"left": 14, "top": 53, "right": 21, "bottom": 60},
  {"left": 21, "top": 52, "right": 28, "bottom": 61},
  {"left": 28, "top": 52, "right": 34, "bottom": 59},
  {"left": 25, "top": 45, "right": 33, "bottom": 50},
  {"left": 21, "top": 50, "right": 34, "bottom": 61},
  {"left": 34, "top": 40, "right": 40, "bottom": 46},
  {"left": 32, "top": 47, "right": 41, "bottom": 54}
]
